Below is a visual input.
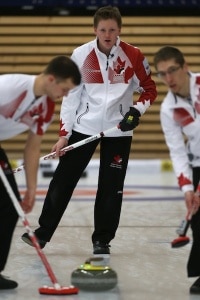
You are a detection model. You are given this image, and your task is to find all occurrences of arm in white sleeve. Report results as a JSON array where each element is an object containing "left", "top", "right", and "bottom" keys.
[
  {"left": 59, "top": 50, "right": 83, "bottom": 139},
  {"left": 59, "top": 83, "right": 83, "bottom": 139},
  {"left": 160, "top": 109, "right": 193, "bottom": 192}
]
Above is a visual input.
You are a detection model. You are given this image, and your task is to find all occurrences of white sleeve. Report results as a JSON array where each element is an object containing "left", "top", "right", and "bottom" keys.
[
  {"left": 59, "top": 51, "right": 83, "bottom": 139},
  {"left": 59, "top": 83, "right": 83, "bottom": 139},
  {"left": 160, "top": 108, "right": 193, "bottom": 192}
]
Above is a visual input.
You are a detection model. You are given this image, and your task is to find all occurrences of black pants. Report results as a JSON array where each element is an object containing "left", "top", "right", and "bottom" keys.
[
  {"left": 35, "top": 131, "right": 132, "bottom": 244},
  {"left": 187, "top": 166, "right": 200, "bottom": 277},
  {"left": 0, "top": 148, "right": 20, "bottom": 272}
]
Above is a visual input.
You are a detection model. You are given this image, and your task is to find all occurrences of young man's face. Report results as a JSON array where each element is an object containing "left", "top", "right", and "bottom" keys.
[
  {"left": 156, "top": 59, "right": 189, "bottom": 96},
  {"left": 94, "top": 19, "right": 121, "bottom": 55},
  {"left": 46, "top": 76, "right": 76, "bottom": 100}
]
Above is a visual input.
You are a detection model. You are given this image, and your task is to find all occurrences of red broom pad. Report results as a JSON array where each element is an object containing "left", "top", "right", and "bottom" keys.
[
  {"left": 39, "top": 286, "right": 79, "bottom": 295},
  {"left": 171, "top": 236, "right": 190, "bottom": 248}
]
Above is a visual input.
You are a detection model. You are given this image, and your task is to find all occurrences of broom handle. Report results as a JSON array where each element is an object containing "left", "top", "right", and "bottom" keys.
[
  {"left": 178, "top": 207, "right": 194, "bottom": 236},
  {"left": 13, "top": 125, "right": 120, "bottom": 173}
]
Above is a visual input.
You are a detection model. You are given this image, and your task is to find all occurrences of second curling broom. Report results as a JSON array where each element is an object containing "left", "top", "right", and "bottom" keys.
[{"left": 171, "top": 209, "right": 193, "bottom": 248}]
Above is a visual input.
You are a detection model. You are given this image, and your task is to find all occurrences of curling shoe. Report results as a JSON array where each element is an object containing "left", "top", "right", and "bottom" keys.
[
  {"left": 190, "top": 277, "right": 200, "bottom": 294},
  {"left": 21, "top": 232, "right": 46, "bottom": 249},
  {"left": 93, "top": 241, "right": 111, "bottom": 265},
  {"left": 0, "top": 274, "right": 18, "bottom": 289},
  {"left": 93, "top": 241, "right": 111, "bottom": 255}
]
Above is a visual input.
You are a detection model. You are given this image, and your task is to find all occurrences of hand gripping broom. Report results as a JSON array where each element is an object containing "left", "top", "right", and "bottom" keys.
[
  {"left": 0, "top": 166, "right": 79, "bottom": 295},
  {"left": 13, "top": 125, "right": 120, "bottom": 173}
]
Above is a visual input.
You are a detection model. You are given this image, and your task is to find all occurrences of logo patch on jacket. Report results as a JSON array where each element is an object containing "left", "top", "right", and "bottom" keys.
[
  {"left": 108, "top": 57, "right": 133, "bottom": 84},
  {"left": 110, "top": 155, "right": 122, "bottom": 169}
]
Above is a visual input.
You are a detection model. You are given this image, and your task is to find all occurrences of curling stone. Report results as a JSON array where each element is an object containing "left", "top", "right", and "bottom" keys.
[{"left": 71, "top": 257, "right": 117, "bottom": 291}]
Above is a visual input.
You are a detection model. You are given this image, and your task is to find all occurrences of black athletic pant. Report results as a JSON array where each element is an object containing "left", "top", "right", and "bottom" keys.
[
  {"left": 35, "top": 130, "right": 132, "bottom": 245},
  {"left": 0, "top": 148, "right": 20, "bottom": 272},
  {"left": 187, "top": 166, "right": 200, "bottom": 277}
]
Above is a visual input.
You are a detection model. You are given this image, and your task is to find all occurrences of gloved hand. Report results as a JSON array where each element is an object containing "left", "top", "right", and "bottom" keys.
[{"left": 119, "top": 107, "right": 141, "bottom": 131}]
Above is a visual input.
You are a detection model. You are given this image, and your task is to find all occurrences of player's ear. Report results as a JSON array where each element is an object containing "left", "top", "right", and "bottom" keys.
[{"left": 48, "top": 74, "right": 56, "bottom": 83}]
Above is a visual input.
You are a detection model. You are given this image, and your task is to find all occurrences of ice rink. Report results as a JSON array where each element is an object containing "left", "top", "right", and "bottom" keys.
[{"left": 1, "top": 159, "right": 198, "bottom": 300}]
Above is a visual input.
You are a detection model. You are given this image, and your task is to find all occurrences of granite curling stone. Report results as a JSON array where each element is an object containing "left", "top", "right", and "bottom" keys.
[{"left": 71, "top": 257, "right": 117, "bottom": 291}]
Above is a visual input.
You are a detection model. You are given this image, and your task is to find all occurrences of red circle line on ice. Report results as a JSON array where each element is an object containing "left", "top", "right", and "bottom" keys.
[{"left": 18, "top": 184, "right": 183, "bottom": 202}]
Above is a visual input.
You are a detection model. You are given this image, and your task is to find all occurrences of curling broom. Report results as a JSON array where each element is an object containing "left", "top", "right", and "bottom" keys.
[{"left": 0, "top": 166, "right": 79, "bottom": 295}]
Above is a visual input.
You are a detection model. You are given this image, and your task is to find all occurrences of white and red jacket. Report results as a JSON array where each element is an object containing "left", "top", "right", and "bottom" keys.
[
  {"left": 0, "top": 74, "right": 55, "bottom": 141},
  {"left": 60, "top": 37, "right": 157, "bottom": 138},
  {"left": 160, "top": 72, "right": 200, "bottom": 193}
]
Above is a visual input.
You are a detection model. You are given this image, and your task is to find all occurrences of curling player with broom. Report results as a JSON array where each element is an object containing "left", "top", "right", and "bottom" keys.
[
  {"left": 0, "top": 56, "right": 81, "bottom": 290},
  {"left": 154, "top": 46, "right": 200, "bottom": 294}
]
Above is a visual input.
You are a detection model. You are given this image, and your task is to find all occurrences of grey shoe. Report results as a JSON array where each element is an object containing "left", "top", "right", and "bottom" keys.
[
  {"left": 21, "top": 232, "right": 46, "bottom": 249},
  {"left": 0, "top": 274, "right": 18, "bottom": 289}
]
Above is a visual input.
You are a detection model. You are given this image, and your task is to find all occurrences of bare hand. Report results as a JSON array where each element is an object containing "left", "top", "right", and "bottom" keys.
[
  {"left": 185, "top": 190, "right": 200, "bottom": 216},
  {"left": 51, "top": 137, "right": 68, "bottom": 157},
  {"left": 20, "top": 190, "right": 35, "bottom": 214}
]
